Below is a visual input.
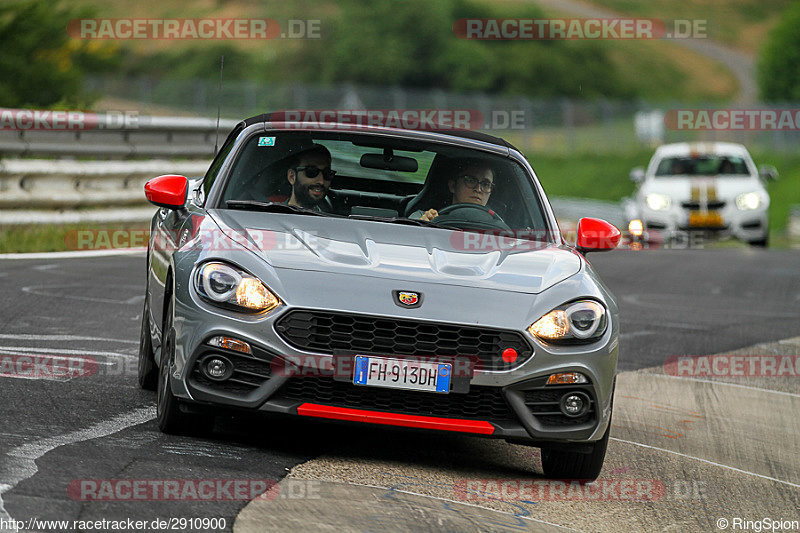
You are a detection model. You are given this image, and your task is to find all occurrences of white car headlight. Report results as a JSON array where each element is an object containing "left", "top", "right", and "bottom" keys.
[
  {"left": 528, "top": 300, "right": 607, "bottom": 344},
  {"left": 736, "top": 192, "right": 761, "bottom": 210},
  {"left": 645, "top": 193, "right": 671, "bottom": 211},
  {"left": 196, "top": 262, "right": 281, "bottom": 313}
]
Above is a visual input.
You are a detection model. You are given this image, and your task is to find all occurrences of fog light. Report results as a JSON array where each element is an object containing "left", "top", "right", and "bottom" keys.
[
  {"left": 204, "top": 356, "right": 233, "bottom": 381},
  {"left": 546, "top": 372, "right": 589, "bottom": 385},
  {"left": 560, "top": 392, "right": 590, "bottom": 417}
]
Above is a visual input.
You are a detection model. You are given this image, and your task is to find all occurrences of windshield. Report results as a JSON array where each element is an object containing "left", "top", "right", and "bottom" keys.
[
  {"left": 218, "top": 131, "right": 549, "bottom": 237},
  {"left": 654, "top": 155, "right": 751, "bottom": 177}
]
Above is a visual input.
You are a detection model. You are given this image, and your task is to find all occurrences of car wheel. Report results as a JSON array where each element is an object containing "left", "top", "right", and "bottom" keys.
[
  {"left": 137, "top": 299, "right": 158, "bottom": 390},
  {"left": 156, "top": 295, "right": 211, "bottom": 435},
  {"left": 541, "top": 388, "right": 614, "bottom": 481},
  {"left": 540, "top": 422, "right": 610, "bottom": 481}
]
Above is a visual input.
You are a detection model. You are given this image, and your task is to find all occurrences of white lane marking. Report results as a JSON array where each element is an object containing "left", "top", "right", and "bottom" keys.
[
  {"left": 610, "top": 437, "right": 800, "bottom": 489},
  {"left": 0, "top": 406, "right": 156, "bottom": 530},
  {"left": 0, "top": 346, "right": 135, "bottom": 359},
  {"left": 31, "top": 264, "right": 58, "bottom": 271},
  {"left": 21, "top": 284, "right": 142, "bottom": 305},
  {"left": 658, "top": 321, "right": 708, "bottom": 331},
  {"left": 619, "top": 331, "right": 653, "bottom": 340},
  {"left": 0, "top": 334, "right": 137, "bottom": 344},
  {"left": 647, "top": 372, "right": 800, "bottom": 399},
  {"left": 0, "top": 346, "right": 133, "bottom": 382},
  {"left": 622, "top": 293, "right": 800, "bottom": 318},
  {"left": 0, "top": 248, "right": 145, "bottom": 260}
]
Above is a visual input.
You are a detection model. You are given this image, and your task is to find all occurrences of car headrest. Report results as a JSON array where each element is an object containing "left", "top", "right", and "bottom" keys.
[{"left": 403, "top": 155, "right": 456, "bottom": 216}]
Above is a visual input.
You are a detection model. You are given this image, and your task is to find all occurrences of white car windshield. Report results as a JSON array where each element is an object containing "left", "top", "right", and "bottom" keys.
[{"left": 654, "top": 155, "right": 750, "bottom": 177}]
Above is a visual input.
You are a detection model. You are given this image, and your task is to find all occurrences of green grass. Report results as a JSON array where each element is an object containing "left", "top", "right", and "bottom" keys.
[{"left": 0, "top": 222, "right": 150, "bottom": 254}]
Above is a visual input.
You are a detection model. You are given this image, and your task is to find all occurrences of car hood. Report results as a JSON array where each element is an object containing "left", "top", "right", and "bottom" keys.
[
  {"left": 641, "top": 176, "right": 765, "bottom": 201},
  {"left": 208, "top": 210, "right": 581, "bottom": 294}
]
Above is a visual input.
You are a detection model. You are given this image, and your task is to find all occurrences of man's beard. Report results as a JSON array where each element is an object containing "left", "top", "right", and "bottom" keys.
[{"left": 293, "top": 181, "right": 326, "bottom": 208}]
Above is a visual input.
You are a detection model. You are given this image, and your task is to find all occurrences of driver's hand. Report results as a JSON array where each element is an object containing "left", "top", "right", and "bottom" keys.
[{"left": 420, "top": 209, "right": 438, "bottom": 222}]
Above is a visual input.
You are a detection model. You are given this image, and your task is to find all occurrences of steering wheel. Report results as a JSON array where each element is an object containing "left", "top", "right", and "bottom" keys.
[{"left": 432, "top": 203, "right": 510, "bottom": 231}]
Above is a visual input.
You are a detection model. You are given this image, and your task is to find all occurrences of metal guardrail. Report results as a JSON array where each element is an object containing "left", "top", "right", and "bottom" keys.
[
  {"left": 0, "top": 111, "right": 231, "bottom": 215},
  {"left": 0, "top": 111, "right": 237, "bottom": 158},
  {"left": 0, "top": 159, "right": 210, "bottom": 209}
]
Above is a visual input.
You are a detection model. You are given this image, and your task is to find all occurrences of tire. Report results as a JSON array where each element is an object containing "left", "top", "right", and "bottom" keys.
[
  {"left": 540, "top": 422, "right": 610, "bottom": 481},
  {"left": 541, "top": 388, "right": 615, "bottom": 481},
  {"left": 156, "top": 295, "right": 211, "bottom": 435},
  {"left": 137, "top": 299, "right": 158, "bottom": 390}
]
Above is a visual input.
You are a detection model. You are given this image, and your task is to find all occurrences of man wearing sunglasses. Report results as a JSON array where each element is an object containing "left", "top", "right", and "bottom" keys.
[
  {"left": 416, "top": 159, "right": 496, "bottom": 222},
  {"left": 286, "top": 144, "right": 336, "bottom": 210}
]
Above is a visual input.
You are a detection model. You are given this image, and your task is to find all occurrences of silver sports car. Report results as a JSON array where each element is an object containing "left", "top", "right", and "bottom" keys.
[{"left": 139, "top": 114, "right": 621, "bottom": 479}]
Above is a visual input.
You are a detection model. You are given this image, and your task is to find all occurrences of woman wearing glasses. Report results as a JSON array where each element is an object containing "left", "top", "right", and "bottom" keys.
[{"left": 413, "top": 159, "right": 496, "bottom": 222}]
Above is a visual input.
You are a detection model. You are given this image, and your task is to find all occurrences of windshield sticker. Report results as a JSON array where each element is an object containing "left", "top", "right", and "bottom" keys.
[{"left": 257, "top": 136, "right": 276, "bottom": 147}]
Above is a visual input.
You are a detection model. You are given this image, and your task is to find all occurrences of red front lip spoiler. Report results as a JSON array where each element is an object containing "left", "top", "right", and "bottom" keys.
[{"left": 297, "top": 403, "right": 496, "bottom": 435}]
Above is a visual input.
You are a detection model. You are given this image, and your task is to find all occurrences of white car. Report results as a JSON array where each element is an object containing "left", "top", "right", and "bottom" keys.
[{"left": 625, "top": 142, "right": 777, "bottom": 247}]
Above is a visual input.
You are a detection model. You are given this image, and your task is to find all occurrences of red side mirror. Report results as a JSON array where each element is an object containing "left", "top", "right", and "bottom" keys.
[
  {"left": 576, "top": 217, "right": 620, "bottom": 253},
  {"left": 144, "top": 175, "right": 188, "bottom": 210}
]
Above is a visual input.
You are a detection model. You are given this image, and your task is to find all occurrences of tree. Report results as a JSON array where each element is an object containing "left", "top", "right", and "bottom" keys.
[
  {"left": 757, "top": 3, "right": 800, "bottom": 102},
  {"left": 0, "top": 0, "right": 109, "bottom": 107}
]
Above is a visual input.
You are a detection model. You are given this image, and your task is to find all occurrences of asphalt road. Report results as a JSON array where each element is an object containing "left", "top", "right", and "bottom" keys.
[{"left": 0, "top": 248, "right": 797, "bottom": 532}]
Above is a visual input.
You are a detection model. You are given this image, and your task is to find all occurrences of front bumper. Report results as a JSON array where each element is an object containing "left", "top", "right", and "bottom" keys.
[
  {"left": 167, "top": 252, "right": 618, "bottom": 445},
  {"left": 636, "top": 204, "right": 768, "bottom": 243},
  {"left": 174, "top": 329, "right": 614, "bottom": 445}
]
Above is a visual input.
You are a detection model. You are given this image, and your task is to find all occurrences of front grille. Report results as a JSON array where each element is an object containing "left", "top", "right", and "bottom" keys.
[
  {"left": 189, "top": 350, "right": 272, "bottom": 395},
  {"left": 681, "top": 200, "right": 726, "bottom": 210},
  {"left": 275, "top": 310, "right": 533, "bottom": 371},
  {"left": 645, "top": 221, "right": 667, "bottom": 230},
  {"left": 523, "top": 386, "right": 595, "bottom": 427},
  {"left": 273, "top": 376, "right": 517, "bottom": 421}
]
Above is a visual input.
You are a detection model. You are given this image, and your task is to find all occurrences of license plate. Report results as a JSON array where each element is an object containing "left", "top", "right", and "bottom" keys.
[
  {"left": 353, "top": 356, "right": 451, "bottom": 393},
  {"left": 689, "top": 212, "right": 724, "bottom": 227}
]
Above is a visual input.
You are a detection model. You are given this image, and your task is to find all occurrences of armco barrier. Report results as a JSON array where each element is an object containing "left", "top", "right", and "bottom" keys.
[
  {"left": 0, "top": 112, "right": 238, "bottom": 158},
  {"left": 0, "top": 159, "right": 210, "bottom": 209}
]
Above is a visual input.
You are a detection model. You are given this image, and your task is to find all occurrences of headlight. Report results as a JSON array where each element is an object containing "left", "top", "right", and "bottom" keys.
[
  {"left": 196, "top": 262, "right": 281, "bottom": 312},
  {"left": 645, "top": 193, "right": 671, "bottom": 211},
  {"left": 528, "top": 300, "right": 607, "bottom": 344},
  {"left": 736, "top": 192, "right": 761, "bottom": 210}
]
